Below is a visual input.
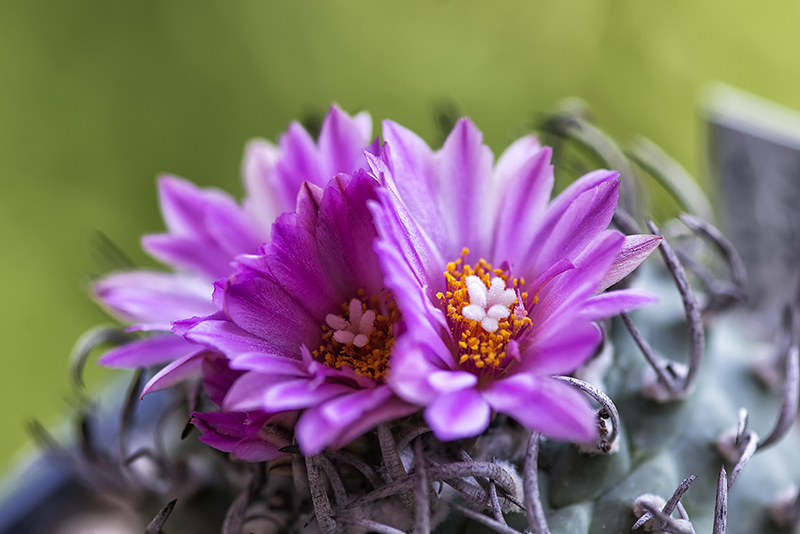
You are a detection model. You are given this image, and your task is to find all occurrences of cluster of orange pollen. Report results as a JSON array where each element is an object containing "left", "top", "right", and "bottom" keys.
[
  {"left": 313, "top": 290, "right": 398, "bottom": 382},
  {"left": 436, "top": 249, "right": 532, "bottom": 370}
]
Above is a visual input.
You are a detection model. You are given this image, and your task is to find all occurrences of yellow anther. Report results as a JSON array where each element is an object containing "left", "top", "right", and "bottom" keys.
[
  {"left": 439, "top": 256, "right": 532, "bottom": 372},
  {"left": 315, "top": 293, "right": 396, "bottom": 382}
]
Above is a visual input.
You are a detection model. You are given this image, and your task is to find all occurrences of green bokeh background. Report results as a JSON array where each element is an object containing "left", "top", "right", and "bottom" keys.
[{"left": 2, "top": 0, "right": 799, "bottom": 472}]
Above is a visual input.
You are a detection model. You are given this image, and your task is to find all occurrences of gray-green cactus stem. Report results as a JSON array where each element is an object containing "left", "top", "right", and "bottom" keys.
[{"left": 769, "top": 484, "right": 800, "bottom": 529}]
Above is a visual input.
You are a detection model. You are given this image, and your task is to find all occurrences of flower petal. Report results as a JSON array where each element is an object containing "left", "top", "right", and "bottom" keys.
[
  {"left": 314, "top": 172, "right": 384, "bottom": 298},
  {"left": 265, "top": 209, "right": 342, "bottom": 318},
  {"left": 140, "top": 350, "right": 206, "bottom": 397},
  {"left": 493, "top": 145, "right": 554, "bottom": 266},
  {"left": 222, "top": 274, "right": 322, "bottom": 359},
  {"left": 223, "top": 371, "right": 285, "bottom": 412},
  {"left": 597, "top": 234, "right": 662, "bottom": 292},
  {"left": 275, "top": 122, "right": 324, "bottom": 207},
  {"left": 388, "top": 333, "right": 456, "bottom": 405},
  {"left": 142, "top": 234, "right": 232, "bottom": 283},
  {"left": 98, "top": 334, "right": 197, "bottom": 368},
  {"left": 183, "top": 319, "right": 288, "bottom": 359},
  {"left": 424, "top": 387, "right": 491, "bottom": 441},
  {"left": 531, "top": 231, "right": 625, "bottom": 338},
  {"left": 241, "top": 139, "right": 283, "bottom": 239},
  {"left": 296, "top": 387, "right": 416, "bottom": 455},
  {"left": 264, "top": 379, "right": 354, "bottom": 412},
  {"left": 319, "top": 105, "right": 372, "bottom": 179},
  {"left": 202, "top": 354, "right": 244, "bottom": 407},
  {"left": 192, "top": 411, "right": 292, "bottom": 462},
  {"left": 326, "top": 396, "right": 418, "bottom": 451},
  {"left": 578, "top": 288, "right": 659, "bottom": 320},
  {"left": 144, "top": 176, "right": 262, "bottom": 279},
  {"left": 435, "top": 118, "right": 496, "bottom": 259},
  {"left": 518, "top": 320, "right": 601, "bottom": 375},
  {"left": 523, "top": 173, "right": 620, "bottom": 280},
  {"left": 380, "top": 121, "right": 451, "bottom": 258},
  {"left": 370, "top": 183, "right": 446, "bottom": 303},
  {"left": 94, "top": 271, "right": 215, "bottom": 325},
  {"left": 228, "top": 352, "right": 308, "bottom": 377},
  {"left": 427, "top": 370, "right": 478, "bottom": 394},
  {"left": 483, "top": 374, "right": 597, "bottom": 442}
]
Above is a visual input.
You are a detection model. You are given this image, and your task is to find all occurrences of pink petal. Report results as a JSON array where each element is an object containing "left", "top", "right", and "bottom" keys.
[
  {"left": 387, "top": 335, "right": 455, "bottom": 405},
  {"left": 578, "top": 288, "right": 659, "bottom": 320},
  {"left": 597, "top": 234, "right": 662, "bottom": 292},
  {"left": 435, "top": 118, "right": 495, "bottom": 259},
  {"left": 98, "top": 334, "right": 197, "bottom": 368},
  {"left": 223, "top": 371, "right": 284, "bottom": 412},
  {"left": 263, "top": 379, "right": 354, "bottom": 411},
  {"left": 518, "top": 320, "right": 601, "bottom": 375},
  {"left": 241, "top": 139, "right": 283, "bottom": 239},
  {"left": 296, "top": 387, "right": 416, "bottom": 455},
  {"left": 228, "top": 353, "right": 308, "bottom": 377},
  {"left": 524, "top": 174, "right": 620, "bottom": 280},
  {"left": 483, "top": 374, "right": 597, "bottom": 442},
  {"left": 424, "top": 387, "right": 491, "bottom": 441},
  {"left": 94, "top": 270, "right": 215, "bottom": 325},
  {"left": 319, "top": 104, "right": 373, "bottom": 179},
  {"left": 380, "top": 121, "right": 450, "bottom": 259},
  {"left": 493, "top": 145, "right": 554, "bottom": 266},
  {"left": 275, "top": 122, "right": 324, "bottom": 207},
  {"left": 183, "top": 319, "right": 286, "bottom": 359},
  {"left": 141, "top": 351, "right": 206, "bottom": 397}
]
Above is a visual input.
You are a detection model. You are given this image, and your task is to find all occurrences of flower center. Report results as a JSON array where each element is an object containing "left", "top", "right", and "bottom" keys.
[
  {"left": 436, "top": 249, "right": 532, "bottom": 371},
  {"left": 313, "top": 292, "right": 398, "bottom": 382}
]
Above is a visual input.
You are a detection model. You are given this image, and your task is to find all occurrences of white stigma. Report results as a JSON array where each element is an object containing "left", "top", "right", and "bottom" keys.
[
  {"left": 326, "top": 298, "right": 376, "bottom": 348},
  {"left": 462, "top": 275, "right": 517, "bottom": 333}
]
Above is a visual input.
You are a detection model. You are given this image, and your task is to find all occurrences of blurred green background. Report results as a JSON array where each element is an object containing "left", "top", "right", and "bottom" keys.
[{"left": 2, "top": 0, "right": 800, "bottom": 471}]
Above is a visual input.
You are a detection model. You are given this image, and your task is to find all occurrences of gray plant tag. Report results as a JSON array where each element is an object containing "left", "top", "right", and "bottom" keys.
[{"left": 705, "top": 84, "right": 800, "bottom": 325}]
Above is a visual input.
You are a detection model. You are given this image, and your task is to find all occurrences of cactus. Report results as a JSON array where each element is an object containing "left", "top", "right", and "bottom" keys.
[{"left": 32, "top": 103, "right": 800, "bottom": 534}]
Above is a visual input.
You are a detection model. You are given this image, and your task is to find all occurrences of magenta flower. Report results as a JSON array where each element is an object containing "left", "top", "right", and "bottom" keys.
[
  {"left": 180, "top": 171, "right": 416, "bottom": 455},
  {"left": 94, "top": 105, "right": 375, "bottom": 395},
  {"left": 191, "top": 355, "right": 296, "bottom": 461},
  {"left": 368, "top": 119, "right": 661, "bottom": 443}
]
